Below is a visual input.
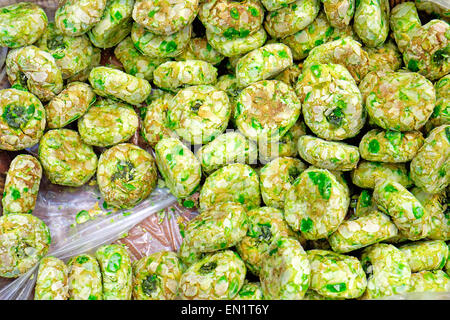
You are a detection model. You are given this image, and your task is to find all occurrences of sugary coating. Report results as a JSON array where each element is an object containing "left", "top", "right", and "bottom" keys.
[
  {"left": 155, "top": 137, "right": 201, "bottom": 199},
  {"left": 233, "top": 281, "right": 263, "bottom": 300},
  {"left": 236, "top": 207, "right": 297, "bottom": 275},
  {"left": 153, "top": 60, "right": 218, "bottom": 91},
  {"left": 6, "top": 45, "right": 63, "bottom": 102},
  {"left": 412, "top": 187, "right": 449, "bottom": 241},
  {"left": 235, "top": 80, "right": 301, "bottom": 143},
  {"left": 307, "top": 249, "right": 366, "bottom": 299},
  {"left": 403, "top": 19, "right": 450, "bottom": 81},
  {"left": 37, "top": 23, "right": 98, "bottom": 80},
  {"left": 0, "top": 88, "right": 46, "bottom": 151},
  {"left": 0, "top": 214, "right": 51, "bottom": 278},
  {"left": 97, "top": 143, "right": 157, "bottom": 209},
  {"left": 206, "top": 26, "right": 267, "bottom": 57},
  {"left": 179, "top": 250, "right": 246, "bottom": 300},
  {"left": 199, "top": 163, "right": 261, "bottom": 211},
  {"left": 427, "top": 74, "right": 450, "bottom": 131},
  {"left": 132, "top": 251, "right": 182, "bottom": 300},
  {"left": 55, "top": 0, "right": 107, "bottom": 36},
  {"left": 389, "top": 2, "right": 421, "bottom": 53},
  {"left": 258, "top": 121, "right": 306, "bottom": 163},
  {"left": 284, "top": 167, "right": 350, "bottom": 240},
  {"left": 410, "top": 125, "right": 449, "bottom": 194},
  {"left": 88, "top": 0, "right": 133, "bottom": 48},
  {"left": 89, "top": 66, "right": 151, "bottom": 105},
  {"left": 360, "top": 243, "right": 411, "bottom": 299},
  {"left": 46, "top": 82, "right": 96, "bottom": 129},
  {"left": 329, "top": 210, "right": 398, "bottom": 253},
  {"left": 297, "top": 135, "right": 360, "bottom": 171},
  {"left": 303, "top": 37, "right": 370, "bottom": 83},
  {"left": 78, "top": 99, "right": 139, "bottom": 147},
  {"left": 38, "top": 129, "right": 98, "bottom": 187},
  {"left": 133, "top": 0, "right": 198, "bottom": 36},
  {"left": 131, "top": 22, "right": 192, "bottom": 58},
  {"left": 180, "top": 202, "right": 248, "bottom": 262},
  {"left": 321, "top": 0, "right": 354, "bottom": 28},
  {"left": 264, "top": 0, "right": 320, "bottom": 39},
  {"left": 115, "top": 37, "right": 169, "bottom": 81},
  {"left": 261, "top": 0, "right": 297, "bottom": 11},
  {"left": 236, "top": 43, "right": 293, "bottom": 88},
  {"left": 0, "top": 2, "right": 47, "bottom": 48},
  {"left": 2, "top": 154, "right": 42, "bottom": 215},
  {"left": 175, "top": 37, "right": 225, "bottom": 66},
  {"left": 399, "top": 240, "right": 448, "bottom": 273},
  {"left": 366, "top": 40, "right": 403, "bottom": 72},
  {"left": 260, "top": 237, "right": 310, "bottom": 299},
  {"left": 68, "top": 254, "right": 103, "bottom": 300},
  {"left": 374, "top": 179, "right": 430, "bottom": 241},
  {"left": 359, "top": 129, "right": 424, "bottom": 163},
  {"left": 260, "top": 157, "right": 307, "bottom": 209},
  {"left": 167, "top": 85, "right": 230, "bottom": 144},
  {"left": 195, "top": 132, "right": 258, "bottom": 174},
  {"left": 95, "top": 244, "right": 133, "bottom": 300},
  {"left": 408, "top": 270, "right": 450, "bottom": 293},
  {"left": 351, "top": 161, "right": 413, "bottom": 189},
  {"left": 34, "top": 256, "right": 69, "bottom": 300},
  {"left": 281, "top": 11, "right": 334, "bottom": 61},
  {"left": 199, "top": 0, "right": 264, "bottom": 37},
  {"left": 415, "top": 0, "right": 450, "bottom": 22},
  {"left": 142, "top": 92, "right": 176, "bottom": 146},
  {"left": 354, "top": 0, "right": 389, "bottom": 47},
  {"left": 355, "top": 190, "right": 378, "bottom": 217},
  {"left": 359, "top": 70, "right": 435, "bottom": 131}
]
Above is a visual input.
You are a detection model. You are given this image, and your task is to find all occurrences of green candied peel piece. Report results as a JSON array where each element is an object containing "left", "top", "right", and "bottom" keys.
[
  {"left": 235, "top": 80, "right": 301, "bottom": 143},
  {"left": 46, "top": 82, "right": 96, "bottom": 129},
  {"left": 2, "top": 154, "right": 42, "bottom": 215},
  {"left": 359, "top": 129, "right": 424, "bottom": 163},
  {"left": 179, "top": 250, "right": 246, "bottom": 300},
  {"left": 0, "top": 88, "right": 46, "bottom": 151},
  {"left": 351, "top": 160, "right": 413, "bottom": 189},
  {"left": 307, "top": 249, "right": 367, "bottom": 299},
  {"left": 359, "top": 70, "right": 436, "bottom": 132},
  {"left": 0, "top": 2, "right": 47, "bottom": 48},
  {"left": 297, "top": 135, "right": 360, "bottom": 171},
  {"left": 195, "top": 132, "right": 258, "bottom": 174},
  {"left": 179, "top": 202, "right": 248, "bottom": 264},
  {"left": 399, "top": 240, "right": 449, "bottom": 273},
  {"left": 360, "top": 243, "right": 411, "bottom": 300},
  {"left": 236, "top": 206, "right": 298, "bottom": 275},
  {"left": 95, "top": 244, "right": 133, "bottom": 300},
  {"left": 354, "top": 189, "right": 379, "bottom": 217},
  {"left": 68, "top": 254, "right": 103, "bottom": 300},
  {"left": 132, "top": 251, "right": 182, "bottom": 300},
  {"left": 0, "top": 213, "right": 51, "bottom": 278},
  {"left": 410, "top": 124, "right": 450, "bottom": 194},
  {"left": 389, "top": 2, "right": 421, "bottom": 53},
  {"left": 88, "top": 66, "right": 151, "bottom": 106},
  {"left": 199, "top": 0, "right": 264, "bottom": 37},
  {"left": 264, "top": 0, "right": 320, "bottom": 39},
  {"left": 284, "top": 167, "right": 349, "bottom": 240},
  {"left": 167, "top": 85, "right": 230, "bottom": 144},
  {"left": 353, "top": 0, "right": 389, "bottom": 47},
  {"left": 199, "top": 163, "right": 260, "bottom": 211},
  {"left": 55, "top": 0, "right": 107, "bottom": 36},
  {"left": 155, "top": 137, "right": 201, "bottom": 199},
  {"left": 133, "top": 0, "right": 198, "bottom": 36},
  {"left": 97, "top": 143, "right": 158, "bottom": 209},
  {"left": 233, "top": 281, "right": 264, "bottom": 300},
  {"left": 260, "top": 237, "right": 310, "bottom": 299},
  {"left": 35, "top": 256, "right": 69, "bottom": 300},
  {"left": 38, "top": 128, "right": 98, "bottom": 187},
  {"left": 78, "top": 99, "right": 139, "bottom": 147},
  {"left": 373, "top": 179, "right": 430, "bottom": 241},
  {"left": 5, "top": 45, "right": 63, "bottom": 102},
  {"left": 260, "top": 156, "right": 307, "bottom": 209},
  {"left": 408, "top": 270, "right": 450, "bottom": 293},
  {"left": 153, "top": 60, "right": 218, "bottom": 91},
  {"left": 236, "top": 43, "right": 293, "bottom": 88}
]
